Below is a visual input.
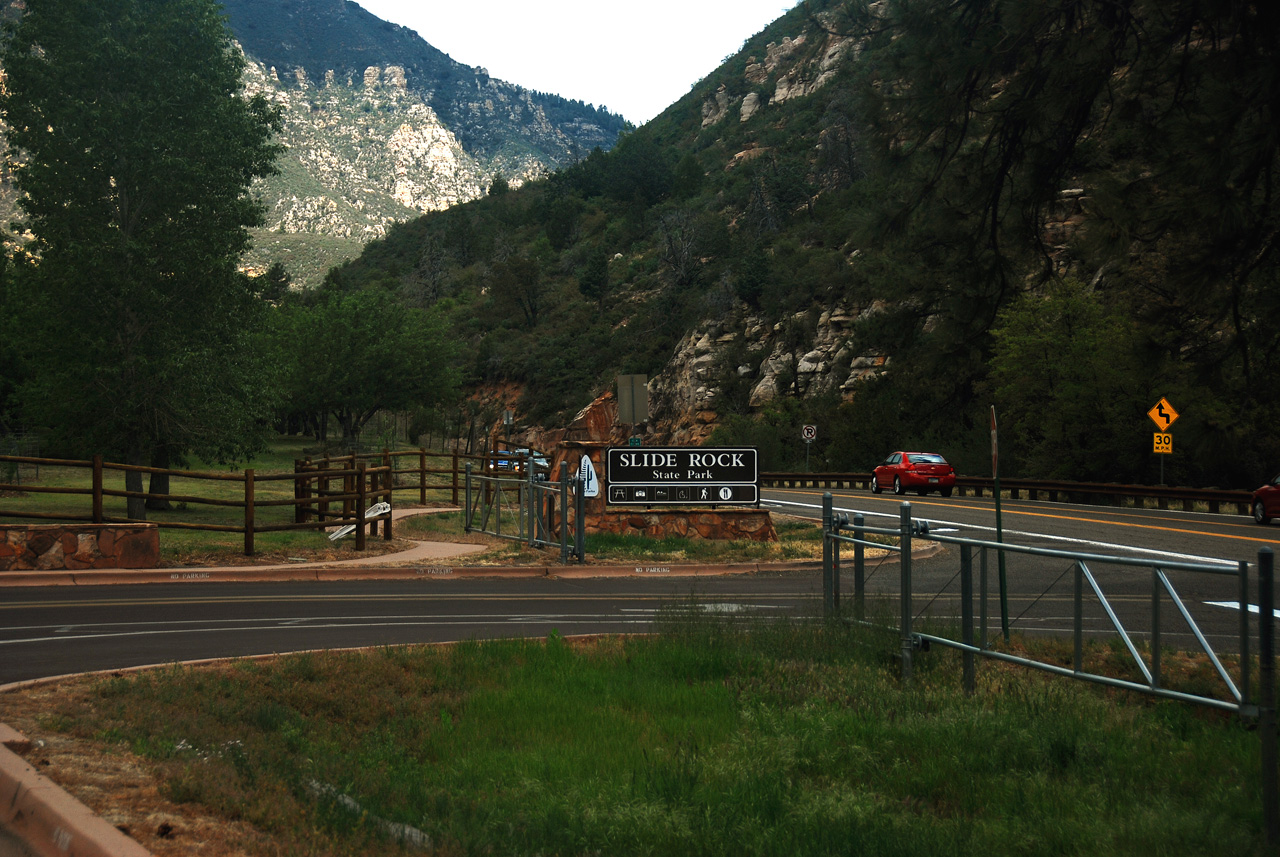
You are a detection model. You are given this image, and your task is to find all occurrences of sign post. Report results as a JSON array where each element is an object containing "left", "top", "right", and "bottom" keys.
[
  {"left": 802, "top": 425, "right": 817, "bottom": 472},
  {"left": 1147, "top": 397, "right": 1179, "bottom": 485},
  {"left": 992, "top": 406, "right": 1009, "bottom": 641}
]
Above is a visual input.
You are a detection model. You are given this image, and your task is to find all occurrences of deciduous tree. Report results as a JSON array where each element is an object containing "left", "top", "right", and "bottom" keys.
[{"left": 1, "top": 0, "right": 282, "bottom": 517}]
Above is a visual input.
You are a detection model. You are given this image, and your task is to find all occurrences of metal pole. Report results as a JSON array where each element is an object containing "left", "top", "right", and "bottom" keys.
[
  {"left": 559, "top": 462, "right": 570, "bottom": 565},
  {"left": 526, "top": 452, "right": 535, "bottom": 547},
  {"left": 900, "top": 502, "right": 913, "bottom": 683},
  {"left": 1074, "top": 561, "right": 1084, "bottom": 672},
  {"left": 1241, "top": 559, "right": 1252, "bottom": 706},
  {"left": 1258, "top": 547, "right": 1277, "bottom": 846},
  {"left": 853, "top": 513, "right": 865, "bottom": 622},
  {"left": 961, "top": 543, "right": 974, "bottom": 694},
  {"left": 822, "top": 493, "right": 834, "bottom": 618},
  {"left": 1152, "top": 566, "right": 1162, "bottom": 689}
]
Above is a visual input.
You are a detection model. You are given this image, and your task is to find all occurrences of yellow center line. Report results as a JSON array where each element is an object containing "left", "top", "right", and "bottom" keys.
[{"left": 768, "top": 488, "right": 1280, "bottom": 546}]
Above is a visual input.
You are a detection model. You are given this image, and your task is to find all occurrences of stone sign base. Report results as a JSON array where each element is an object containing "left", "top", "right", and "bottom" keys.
[
  {"left": 588, "top": 508, "right": 777, "bottom": 542},
  {"left": 0, "top": 524, "right": 160, "bottom": 571}
]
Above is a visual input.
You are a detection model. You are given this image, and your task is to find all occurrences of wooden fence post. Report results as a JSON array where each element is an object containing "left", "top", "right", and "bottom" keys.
[
  {"left": 451, "top": 450, "right": 460, "bottom": 506},
  {"left": 92, "top": 455, "right": 104, "bottom": 524},
  {"left": 244, "top": 468, "right": 255, "bottom": 556},
  {"left": 356, "top": 463, "right": 367, "bottom": 551},
  {"left": 383, "top": 462, "right": 394, "bottom": 541},
  {"left": 382, "top": 450, "right": 393, "bottom": 541},
  {"left": 420, "top": 448, "right": 428, "bottom": 505}
]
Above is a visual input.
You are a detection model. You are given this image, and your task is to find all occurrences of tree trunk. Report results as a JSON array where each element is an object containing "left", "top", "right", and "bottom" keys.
[
  {"left": 146, "top": 447, "right": 172, "bottom": 511},
  {"left": 126, "top": 444, "right": 147, "bottom": 521}
]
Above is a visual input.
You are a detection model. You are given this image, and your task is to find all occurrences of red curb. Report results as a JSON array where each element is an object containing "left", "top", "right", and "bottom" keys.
[{"left": 0, "top": 743, "right": 153, "bottom": 857}]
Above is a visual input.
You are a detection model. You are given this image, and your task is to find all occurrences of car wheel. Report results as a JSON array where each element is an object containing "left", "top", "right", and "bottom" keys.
[
  {"left": 1256, "top": 501, "right": 1273, "bottom": 525},
  {"left": 870, "top": 477, "right": 881, "bottom": 494},
  {"left": 893, "top": 476, "right": 905, "bottom": 496},
  {"left": 941, "top": 487, "right": 953, "bottom": 498}
]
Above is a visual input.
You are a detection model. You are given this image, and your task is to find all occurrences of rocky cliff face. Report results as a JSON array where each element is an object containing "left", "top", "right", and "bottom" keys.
[{"left": 225, "top": 0, "right": 626, "bottom": 285}]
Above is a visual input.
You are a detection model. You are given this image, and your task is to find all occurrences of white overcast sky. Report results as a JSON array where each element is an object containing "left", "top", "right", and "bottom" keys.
[{"left": 352, "top": 1, "right": 802, "bottom": 125}]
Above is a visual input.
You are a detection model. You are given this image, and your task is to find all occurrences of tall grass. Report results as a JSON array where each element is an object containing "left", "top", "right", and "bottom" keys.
[{"left": 42, "top": 610, "right": 1268, "bottom": 856}]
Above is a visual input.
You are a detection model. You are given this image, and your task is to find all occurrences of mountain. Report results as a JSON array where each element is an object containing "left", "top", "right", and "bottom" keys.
[
  {"left": 320, "top": 0, "right": 1280, "bottom": 490},
  {"left": 218, "top": 0, "right": 627, "bottom": 285}
]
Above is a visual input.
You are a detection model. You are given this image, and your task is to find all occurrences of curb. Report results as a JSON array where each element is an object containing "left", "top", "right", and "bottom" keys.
[
  {"left": 0, "top": 740, "right": 152, "bottom": 857},
  {"left": 0, "top": 561, "right": 833, "bottom": 586}
]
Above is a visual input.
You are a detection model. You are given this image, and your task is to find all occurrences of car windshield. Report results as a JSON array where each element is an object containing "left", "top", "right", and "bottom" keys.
[{"left": 907, "top": 453, "right": 947, "bottom": 464}]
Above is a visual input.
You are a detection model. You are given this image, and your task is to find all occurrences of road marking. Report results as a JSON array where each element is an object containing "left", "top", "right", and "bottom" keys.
[
  {"left": 763, "top": 498, "right": 1238, "bottom": 566},
  {"left": 1206, "top": 601, "right": 1280, "bottom": 618}
]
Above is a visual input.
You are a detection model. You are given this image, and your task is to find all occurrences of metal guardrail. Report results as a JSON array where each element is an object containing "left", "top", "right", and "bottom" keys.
[
  {"left": 818, "top": 493, "right": 1278, "bottom": 843},
  {"left": 463, "top": 458, "right": 585, "bottom": 564},
  {"left": 763, "top": 472, "right": 1253, "bottom": 514}
]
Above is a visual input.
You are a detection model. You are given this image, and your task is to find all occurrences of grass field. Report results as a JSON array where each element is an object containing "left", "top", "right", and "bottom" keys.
[{"left": 26, "top": 612, "right": 1269, "bottom": 857}]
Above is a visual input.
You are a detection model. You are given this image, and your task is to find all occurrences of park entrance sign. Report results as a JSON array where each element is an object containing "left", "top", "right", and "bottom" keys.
[{"left": 605, "top": 447, "right": 758, "bottom": 506}]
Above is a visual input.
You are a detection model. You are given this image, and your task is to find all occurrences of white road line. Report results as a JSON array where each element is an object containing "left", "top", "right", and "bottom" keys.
[
  {"left": 762, "top": 498, "right": 1237, "bottom": 566},
  {"left": 1206, "top": 601, "right": 1280, "bottom": 618}
]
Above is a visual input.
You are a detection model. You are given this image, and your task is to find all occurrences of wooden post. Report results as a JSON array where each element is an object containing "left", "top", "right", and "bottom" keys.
[
  {"left": 451, "top": 450, "right": 460, "bottom": 506},
  {"left": 293, "top": 459, "right": 304, "bottom": 524},
  {"left": 381, "top": 463, "right": 391, "bottom": 544},
  {"left": 244, "top": 468, "right": 255, "bottom": 556},
  {"left": 383, "top": 452, "right": 393, "bottom": 541},
  {"left": 420, "top": 448, "right": 428, "bottom": 505},
  {"left": 92, "top": 455, "right": 104, "bottom": 524},
  {"left": 321, "top": 453, "right": 330, "bottom": 524},
  {"left": 356, "top": 463, "right": 367, "bottom": 551}
]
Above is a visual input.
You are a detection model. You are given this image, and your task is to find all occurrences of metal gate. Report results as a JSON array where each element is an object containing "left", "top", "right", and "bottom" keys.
[
  {"left": 818, "top": 494, "right": 1278, "bottom": 841},
  {"left": 463, "top": 457, "right": 585, "bottom": 564}
]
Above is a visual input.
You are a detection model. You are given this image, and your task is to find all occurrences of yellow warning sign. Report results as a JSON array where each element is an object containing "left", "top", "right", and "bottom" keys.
[{"left": 1147, "top": 398, "right": 1179, "bottom": 432}]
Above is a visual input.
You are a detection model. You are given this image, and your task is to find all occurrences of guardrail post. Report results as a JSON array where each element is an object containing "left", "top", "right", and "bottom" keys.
[
  {"left": 1259, "top": 547, "right": 1277, "bottom": 846},
  {"left": 853, "top": 513, "right": 865, "bottom": 621},
  {"left": 356, "top": 463, "right": 367, "bottom": 552},
  {"left": 244, "top": 468, "right": 255, "bottom": 556},
  {"left": 961, "top": 542, "right": 974, "bottom": 695},
  {"left": 822, "top": 493, "right": 834, "bottom": 618},
  {"left": 900, "top": 501, "right": 913, "bottom": 683},
  {"left": 92, "top": 455, "right": 104, "bottom": 524}
]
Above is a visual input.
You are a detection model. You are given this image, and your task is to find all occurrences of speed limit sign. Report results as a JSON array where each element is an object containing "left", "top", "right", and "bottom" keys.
[{"left": 802, "top": 425, "right": 817, "bottom": 441}]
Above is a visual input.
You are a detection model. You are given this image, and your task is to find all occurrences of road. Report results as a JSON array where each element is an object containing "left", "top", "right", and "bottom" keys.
[{"left": 0, "top": 487, "right": 1276, "bottom": 686}]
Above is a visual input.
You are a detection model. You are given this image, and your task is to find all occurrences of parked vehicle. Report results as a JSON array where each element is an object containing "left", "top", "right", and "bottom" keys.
[
  {"left": 871, "top": 451, "right": 957, "bottom": 497},
  {"left": 487, "top": 447, "right": 551, "bottom": 481},
  {"left": 1252, "top": 474, "right": 1280, "bottom": 524}
]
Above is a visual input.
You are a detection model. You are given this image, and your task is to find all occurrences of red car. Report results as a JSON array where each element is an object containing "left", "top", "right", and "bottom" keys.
[
  {"left": 1253, "top": 474, "right": 1280, "bottom": 524},
  {"left": 871, "top": 451, "right": 957, "bottom": 497}
]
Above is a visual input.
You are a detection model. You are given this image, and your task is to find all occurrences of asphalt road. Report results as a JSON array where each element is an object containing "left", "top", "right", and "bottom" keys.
[{"left": 0, "top": 487, "right": 1276, "bottom": 687}]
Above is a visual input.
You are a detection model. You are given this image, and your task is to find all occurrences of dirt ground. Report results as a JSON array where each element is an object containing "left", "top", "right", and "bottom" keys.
[{"left": 1, "top": 678, "right": 277, "bottom": 856}]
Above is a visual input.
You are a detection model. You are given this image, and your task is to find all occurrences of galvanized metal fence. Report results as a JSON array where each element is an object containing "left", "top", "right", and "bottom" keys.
[
  {"left": 819, "top": 493, "right": 1279, "bottom": 843},
  {"left": 463, "top": 456, "right": 585, "bottom": 564}
]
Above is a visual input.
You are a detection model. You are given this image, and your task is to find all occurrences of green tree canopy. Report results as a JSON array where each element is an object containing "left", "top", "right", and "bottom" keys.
[
  {"left": 1, "top": 0, "right": 282, "bottom": 515},
  {"left": 274, "top": 290, "right": 460, "bottom": 442}
]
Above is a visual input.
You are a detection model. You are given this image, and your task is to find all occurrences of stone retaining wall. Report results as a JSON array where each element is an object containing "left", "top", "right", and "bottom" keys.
[
  {"left": 588, "top": 509, "right": 777, "bottom": 542},
  {"left": 0, "top": 524, "right": 160, "bottom": 571}
]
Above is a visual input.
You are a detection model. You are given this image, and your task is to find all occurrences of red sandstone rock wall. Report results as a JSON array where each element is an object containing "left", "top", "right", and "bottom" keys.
[{"left": 0, "top": 525, "right": 160, "bottom": 571}]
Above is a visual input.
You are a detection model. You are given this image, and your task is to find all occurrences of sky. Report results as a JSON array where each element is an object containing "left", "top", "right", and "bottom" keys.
[{"left": 352, "top": 1, "right": 802, "bottom": 125}]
